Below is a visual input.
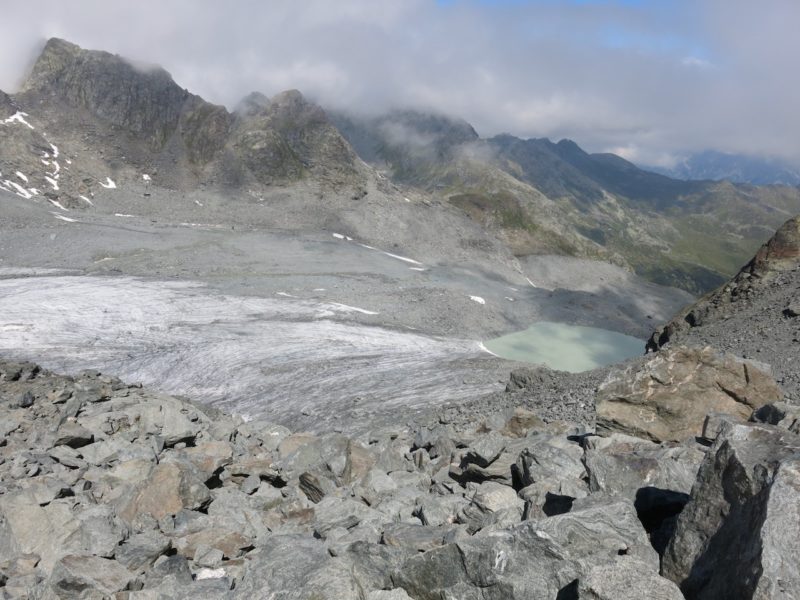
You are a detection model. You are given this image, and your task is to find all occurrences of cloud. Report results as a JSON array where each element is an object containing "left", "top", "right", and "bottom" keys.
[{"left": 0, "top": 0, "right": 798, "bottom": 165}]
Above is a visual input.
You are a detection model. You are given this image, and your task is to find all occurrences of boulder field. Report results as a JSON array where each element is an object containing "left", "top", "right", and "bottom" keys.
[{"left": 1, "top": 349, "right": 798, "bottom": 599}]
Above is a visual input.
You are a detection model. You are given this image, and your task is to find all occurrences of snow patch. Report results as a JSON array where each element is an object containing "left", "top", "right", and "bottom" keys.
[
  {"left": 357, "top": 243, "right": 423, "bottom": 266},
  {"left": 196, "top": 568, "right": 226, "bottom": 580},
  {"left": 49, "top": 143, "right": 59, "bottom": 158},
  {"left": 78, "top": 195, "right": 94, "bottom": 206},
  {"left": 194, "top": 200, "right": 203, "bottom": 207},
  {"left": 276, "top": 292, "right": 296, "bottom": 298},
  {"left": 526, "top": 277, "right": 537, "bottom": 288},
  {"left": 100, "top": 177, "right": 117, "bottom": 189},
  {"left": 44, "top": 176, "right": 59, "bottom": 191},
  {"left": 48, "top": 199, "right": 69, "bottom": 211},
  {"left": 469, "top": 295, "right": 486, "bottom": 305},
  {"left": 114, "top": 213, "right": 136, "bottom": 218},
  {"left": 409, "top": 267, "right": 426, "bottom": 272},
  {"left": 327, "top": 302, "right": 379, "bottom": 315},
  {"left": 332, "top": 233, "right": 345, "bottom": 240},
  {"left": 52, "top": 213, "right": 76, "bottom": 223},
  {"left": 6, "top": 181, "right": 32, "bottom": 199},
  {"left": 2, "top": 112, "right": 34, "bottom": 129},
  {"left": 142, "top": 174, "right": 151, "bottom": 181},
  {"left": 15, "top": 172, "right": 28, "bottom": 183}
]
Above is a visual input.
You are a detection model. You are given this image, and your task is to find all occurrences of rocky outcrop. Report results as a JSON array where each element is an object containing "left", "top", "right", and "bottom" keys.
[
  {"left": 596, "top": 345, "right": 782, "bottom": 442},
  {"left": 662, "top": 420, "right": 800, "bottom": 599},
  {"left": 21, "top": 38, "right": 196, "bottom": 149},
  {"left": 1, "top": 38, "right": 363, "bottom": 203},
  {"left": 648, "top": 215, "right": 800, "bottom": 351}
]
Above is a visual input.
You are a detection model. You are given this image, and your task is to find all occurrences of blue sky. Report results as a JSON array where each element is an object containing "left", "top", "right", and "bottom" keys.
[{"left": 0, "top": 0, "right": 798, "bottom": 166}]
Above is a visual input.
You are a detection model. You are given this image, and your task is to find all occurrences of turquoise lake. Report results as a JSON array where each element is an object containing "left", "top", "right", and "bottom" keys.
[{"left": 483, "top": 321, "right": 644, "bottom": 372}]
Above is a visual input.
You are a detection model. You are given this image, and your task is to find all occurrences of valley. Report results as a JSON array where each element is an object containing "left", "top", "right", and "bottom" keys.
[{"left": 2, "top": 34, "right": 800, "bottom": 600}]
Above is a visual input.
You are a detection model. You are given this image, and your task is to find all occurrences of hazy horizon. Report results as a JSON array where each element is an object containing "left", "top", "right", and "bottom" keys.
[{"left": 1, "top": 0, "right": 798, "bottom": 169}]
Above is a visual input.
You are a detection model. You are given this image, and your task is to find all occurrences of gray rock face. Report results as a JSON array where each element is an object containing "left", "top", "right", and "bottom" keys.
[
  {"left": 596, "top": 346, "right": 782, "bottom": 442},
  {"left": 662, "top": 420, "right": 800, "bottom": 599}
]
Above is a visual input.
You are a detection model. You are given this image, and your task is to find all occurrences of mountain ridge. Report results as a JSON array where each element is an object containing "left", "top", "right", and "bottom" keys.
[{"left": 4, "top": 38, "right": 800, "bottom": 296}]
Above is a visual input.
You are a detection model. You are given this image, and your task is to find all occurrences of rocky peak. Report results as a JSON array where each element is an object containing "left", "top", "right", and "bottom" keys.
[
  {"left": 20, "top": 37, "right": 190, "bottom": 148},
  {"left": 234, "top": 91, "right": 270, "bottom": 118},
  {"left": 261, "top": 89, "right": 329, "bottom": 132},
  {"left": 229, "top": 89, "right": 359, "bottom": 185},
  {"left": 746, "top": 215, "right": 800, "bottom": 275}
]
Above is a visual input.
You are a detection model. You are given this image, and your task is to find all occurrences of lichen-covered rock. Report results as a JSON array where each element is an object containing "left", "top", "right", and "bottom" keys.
[
  {"left": 597, "top": 346, "right": 782, "bottom": 442},
  {"left": 118, "top": 462, "right": 211, "bottom": 523}
]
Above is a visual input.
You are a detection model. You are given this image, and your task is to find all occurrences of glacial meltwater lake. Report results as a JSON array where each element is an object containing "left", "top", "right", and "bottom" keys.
[{"left": 483, "top": 321, "right": 644, "bottom": 372}]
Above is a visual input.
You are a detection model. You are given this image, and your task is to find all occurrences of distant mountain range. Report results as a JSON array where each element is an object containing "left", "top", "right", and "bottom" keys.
[
  {"left": 644, "top": 150, "right": 800, "bottom": 186},
  {"left": 3, "top": 38, "right": 800, "bottom": 296},
  {"left": 330, "top": 109, "right": 800, "bottom": 293}
]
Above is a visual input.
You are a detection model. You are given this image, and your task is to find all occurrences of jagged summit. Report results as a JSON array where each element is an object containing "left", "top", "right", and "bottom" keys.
[
  {"left": 235, "top": 91, "right": 270, "bottom": 117},
  {"left": 20, "top": 38, "right": 193, "bottom": 148},
  {"left": 0, "top": 38, "right": 363, "bottom": 203}
]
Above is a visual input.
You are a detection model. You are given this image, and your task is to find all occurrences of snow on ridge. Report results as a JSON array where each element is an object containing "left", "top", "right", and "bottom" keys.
[
  {"left": 1, "top": 112, "right": 34, "bottom": 129},
  {"left": 5, "top": 181, "right": 32, "bottom": 199}
]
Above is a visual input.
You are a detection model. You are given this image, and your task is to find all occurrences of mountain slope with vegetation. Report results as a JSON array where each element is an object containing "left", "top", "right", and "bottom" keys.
[{"left": 331, "top": 110, "right": 800, "bottom": 294}]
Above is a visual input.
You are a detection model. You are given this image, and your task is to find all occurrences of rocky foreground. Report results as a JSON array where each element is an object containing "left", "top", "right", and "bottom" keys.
[{"left": 1, "top": 342, "right": 799, "bottom": 599}]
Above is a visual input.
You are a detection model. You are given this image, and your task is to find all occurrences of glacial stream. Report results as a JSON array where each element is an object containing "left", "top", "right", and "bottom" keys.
[{"left": 483, "top": 321, "right": 644, "bottom": 372}]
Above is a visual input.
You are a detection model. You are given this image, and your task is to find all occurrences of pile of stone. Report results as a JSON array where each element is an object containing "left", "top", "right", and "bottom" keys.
[{"left": 1, "top": 347, "right": 798, "bottom": 599}]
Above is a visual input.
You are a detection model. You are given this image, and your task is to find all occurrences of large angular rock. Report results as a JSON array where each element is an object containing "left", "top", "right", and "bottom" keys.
[
  {"left": 578, "top": 557, "right": 684, "bottom": 600},
  {"left": 662, "top": 421, "right": 800, "bottom": 599},
  {"left": 47, "top": 555, "right": 134, "bottom": 597},
  {"left": 233, "top": 535, "right": 362, "bottom": 599},
  {"left": 597, "top": 346, "right": 782, "bottom": 442},
  {"left": 391, "top": 524, "right": 579, "bottom": 600},
  {"left": 531, "top": 498, "right": 659, "bottom": 570},
  {"left": 584, "top": 434, "right": 703, "bottom": 499},
  {"left": 118, "top": 462, "right": 211, "bottom": 523},
  {"left": 0, "top": 491, "right": 81, "bottom": 570}
]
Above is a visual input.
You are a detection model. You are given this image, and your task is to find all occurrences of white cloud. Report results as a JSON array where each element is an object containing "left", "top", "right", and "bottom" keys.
[{"left": 0, "top": 0, "right": 797, "bottom": 165}]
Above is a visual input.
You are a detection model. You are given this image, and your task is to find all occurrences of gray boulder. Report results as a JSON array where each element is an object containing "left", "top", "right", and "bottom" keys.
[
  {"left": 662, "top": 421, "right": 800, "bottom": 599},
  {"left": 578, "top": 557, "right": 685, "bottom": 599},
  {"left": 392, "top": 525, "right": 579, "bottom": 600},
  {"left": 47, "top": 554, "right": 134, "bottom": 598}
]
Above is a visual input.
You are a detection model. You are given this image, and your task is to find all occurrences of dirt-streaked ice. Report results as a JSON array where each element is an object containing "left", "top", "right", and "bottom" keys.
[{"left": 0, "top": 275, "right": 498, "bottom": 430}]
